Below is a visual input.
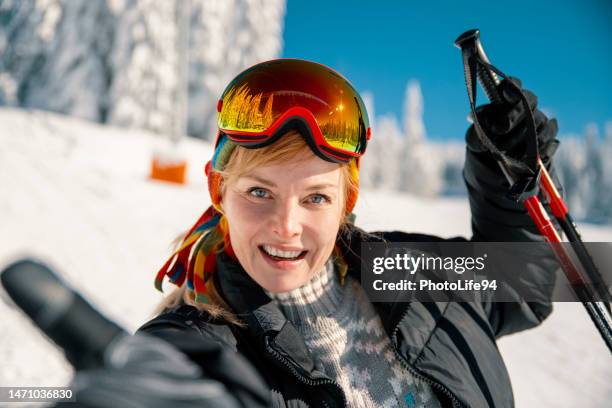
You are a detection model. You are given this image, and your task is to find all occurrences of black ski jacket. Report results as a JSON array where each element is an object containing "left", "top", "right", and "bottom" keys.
[{"left": 138, "top": 150, "right": 561, "bottom": 408}]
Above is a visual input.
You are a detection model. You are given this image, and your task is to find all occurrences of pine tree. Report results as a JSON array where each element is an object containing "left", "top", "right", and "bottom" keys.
[
  {"left": 374, "top": 114, "right": 403, "bottom": 191},
  {"left": 37, "top": 0, "right": 114, "bottom": 121},
  {"left": 0, "top": 0, "right": 56, "bottom": 106},
  {"left": 1, "top": 0, "right": 286, "bottom": 140},
  {"left": 0, "top": 0, "right": 115, "bottom": 120},
  {"left": 601, "top": 123, "right": 612, "bottom": 222},
  {"left": 397, "top": 80, "right": 442, "bottom": 196},
  {"left": 107, "top": 0, "right": 178, "bottom": 135},
  {"left": 187, "top": 0, "right": 286, "bottom": 140}
]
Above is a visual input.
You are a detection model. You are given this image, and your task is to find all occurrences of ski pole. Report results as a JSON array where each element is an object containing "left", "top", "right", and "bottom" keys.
[
  {"left": 457, "top": 29, "right": 610, "bottom": 304},
  {"left": 455, "top": 29, "right": 612, "bottom": 353},
  {"left": 455, "top": 29, "right": 610, "bottom": 304}
]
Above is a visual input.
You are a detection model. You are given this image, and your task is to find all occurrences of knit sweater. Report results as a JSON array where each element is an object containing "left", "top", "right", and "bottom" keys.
[{"left": 265, "top": 259, "right": 441, "bottom": 408}]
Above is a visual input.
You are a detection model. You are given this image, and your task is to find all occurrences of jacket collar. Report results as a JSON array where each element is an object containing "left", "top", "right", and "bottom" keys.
[
  {"left": 214, "top": 251, "right": 318, "bottom": 373},
  {"left": 214, "top": 251, "right": 285, "bottom": 335}
]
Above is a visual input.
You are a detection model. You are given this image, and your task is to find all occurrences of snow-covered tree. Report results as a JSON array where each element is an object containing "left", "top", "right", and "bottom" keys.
[
  {"left": 187, "top": 0, "right": 285, "bottom": 140},
  {"left": 107, "top": 0, "right": 178, "bottom": 135},
  {"left": 372, "top": 114, "right": 404, "bottom": 190},
  {"left": 397, "top": 80, "right": 442, "bottom": 196},
  {"left": 583, "top": 125, "right": 603, "bottom": 218},
  {"left": 0, "top": 0, "right": 57, "bottom": 106},
  {"left": 38, "top": 0, "right": 114, "bottom": 121},
  {"left": 600, "top": 122, "right": 612, "bottom": 220},
  {"left": 402, "top": 79, "right": 425, "bottom": 144},
  {"left": 0, "top": 0, "right": 115, "bottom": 120},
  {"left": 0, "top": 0, "right": 286, "bottom": 140},
  {"left": 556, "top": 136, "right": 584, "bottom": 216},
  {"left": 555, "top": 123, "right": 612, "bottom": 223}
]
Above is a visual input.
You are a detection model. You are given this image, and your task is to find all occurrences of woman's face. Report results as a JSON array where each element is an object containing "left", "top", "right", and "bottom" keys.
[{"left": 221, "top": 150, "right": 344, "bottom": 293}]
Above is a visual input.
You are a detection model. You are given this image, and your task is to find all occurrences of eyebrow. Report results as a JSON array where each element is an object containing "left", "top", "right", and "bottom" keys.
[{"left": 243, "top": 175, "right": 338, "bottom": 191}]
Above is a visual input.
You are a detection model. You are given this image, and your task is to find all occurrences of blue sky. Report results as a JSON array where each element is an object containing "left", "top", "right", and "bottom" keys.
[{"left": 282, "top": 0, "right": 611, "bottom": 140}]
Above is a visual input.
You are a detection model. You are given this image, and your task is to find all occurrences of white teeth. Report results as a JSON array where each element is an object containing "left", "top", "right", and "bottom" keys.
[{"left": 262, "top": 245, "right": 303, "bottom": 259}]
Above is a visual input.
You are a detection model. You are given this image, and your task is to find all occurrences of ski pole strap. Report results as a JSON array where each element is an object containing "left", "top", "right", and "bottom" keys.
[{"left": 460, "top": 48, "right": 541, "bottom": 201}]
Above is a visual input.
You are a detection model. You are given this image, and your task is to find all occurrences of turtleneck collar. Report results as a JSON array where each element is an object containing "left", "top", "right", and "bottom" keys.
[{"left": 263, "top": 258, "right": 346, "bottom": 327}]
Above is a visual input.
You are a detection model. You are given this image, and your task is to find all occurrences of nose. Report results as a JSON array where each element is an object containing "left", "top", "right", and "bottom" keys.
[{"left": 272, "top": 200, "right": 303, "bottom": 239}]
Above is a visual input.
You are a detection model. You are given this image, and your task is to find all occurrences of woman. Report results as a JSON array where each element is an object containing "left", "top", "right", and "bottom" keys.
[{"left": 139, "top": 59, "right": 561, "bottom": 408}]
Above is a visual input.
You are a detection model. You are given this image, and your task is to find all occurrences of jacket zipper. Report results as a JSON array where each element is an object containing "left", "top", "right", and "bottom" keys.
[
  {"left": 391, "top": 308, "right": 465, "bottom": 408},
  {"left": 265, "top": 337, "right": 347, "bottom": 408}
]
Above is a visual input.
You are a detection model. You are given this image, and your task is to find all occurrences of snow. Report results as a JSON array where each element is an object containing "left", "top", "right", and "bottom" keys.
[
  {"left": 0, "top": 108, "right": 611, "bottom": 407},
  {"left": 0, "top": 0, "right": 286, "bottom": 139}
]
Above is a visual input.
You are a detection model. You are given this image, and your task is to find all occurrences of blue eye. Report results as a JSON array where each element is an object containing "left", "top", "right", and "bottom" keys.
[
  {"left": 248, "top": 187, "right": 269, "bottom": 199},
  {"left": 309, "top": 194, "right": 330, "bottom": 205}
]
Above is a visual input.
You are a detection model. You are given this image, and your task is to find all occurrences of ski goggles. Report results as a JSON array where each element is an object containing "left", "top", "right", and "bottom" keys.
[{"left": 216, "top": 59, "right": 371, "bottom": 163}]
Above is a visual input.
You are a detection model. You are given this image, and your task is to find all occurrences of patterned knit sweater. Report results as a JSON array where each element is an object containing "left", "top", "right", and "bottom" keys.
[{"left": 265, "top": 259, "right": 441, "bottom": 408}]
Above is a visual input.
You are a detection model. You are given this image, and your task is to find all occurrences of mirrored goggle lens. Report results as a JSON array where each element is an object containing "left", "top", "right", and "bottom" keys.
[{"left": 217, "top": 59, "right": 369, "bottom": 155}]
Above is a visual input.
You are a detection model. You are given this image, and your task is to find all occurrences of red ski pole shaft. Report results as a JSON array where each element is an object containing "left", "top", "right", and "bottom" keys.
[
  {"left": 523, "top": 196, "right": 584, "bottom": 287},
  {"left": 538, "top": 158, "right": 609, "bottom": 302},
  {"left": 538, "top": 158, "right": 568, "bottom": 218}
]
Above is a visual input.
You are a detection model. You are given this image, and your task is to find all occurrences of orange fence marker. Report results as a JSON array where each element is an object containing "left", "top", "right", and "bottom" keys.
[{"left": 150, "top": 153, "right": 187, "bottom": 184}]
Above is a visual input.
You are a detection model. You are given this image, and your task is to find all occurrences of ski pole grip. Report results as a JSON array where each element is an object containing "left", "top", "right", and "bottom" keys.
[{"left": 454, "top": 29, "right": 503, "bottom": 104}]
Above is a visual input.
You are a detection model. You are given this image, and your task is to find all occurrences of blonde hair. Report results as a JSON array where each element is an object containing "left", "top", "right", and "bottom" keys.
[{"left": 154, "top": 130, "right": 359, "bottom": 324}]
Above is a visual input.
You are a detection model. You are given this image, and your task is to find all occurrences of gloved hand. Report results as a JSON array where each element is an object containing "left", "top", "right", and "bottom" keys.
[
  {"left": 466, "top": 77, "right": 560, "bottom": 171},
  {"left": 54, "top": 333, "right": 270, "bottom": 408}
]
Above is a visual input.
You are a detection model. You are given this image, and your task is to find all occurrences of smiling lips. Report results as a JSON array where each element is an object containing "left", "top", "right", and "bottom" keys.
[{"left": 259, "top": 245, "right": 308, "bottom": 261}]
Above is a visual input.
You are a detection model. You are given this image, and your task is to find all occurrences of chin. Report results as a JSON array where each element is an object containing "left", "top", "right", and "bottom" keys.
[
  {"left": 264, "top": 280, "right": 297, "bottom": 294},
  {"left": 263, "top": 273, "right": 307, "bottom": 294}
]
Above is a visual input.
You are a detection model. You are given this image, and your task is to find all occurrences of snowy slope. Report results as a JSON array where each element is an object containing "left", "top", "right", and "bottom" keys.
[{"left": 0, "top": 108, "right": 610, "bottom": 407}]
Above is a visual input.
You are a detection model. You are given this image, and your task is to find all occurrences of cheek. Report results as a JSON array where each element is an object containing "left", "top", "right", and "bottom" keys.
[
  {"left": 226, "top": 192, "right": 270, "bottom": 220},
  {"left": 223, "top": 194, "right": 269, "bottom": 247},
  {"left": 307, "top": 209, "right": 342, "bottom": 247}
]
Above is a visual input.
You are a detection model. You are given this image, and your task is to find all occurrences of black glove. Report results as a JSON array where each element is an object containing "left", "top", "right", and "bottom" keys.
[
  {"left": 55, "top": 333, "right": 270, "bottom": 408},
  {"left": 466, "top": 77, "right": 560, "bottom": 171}
]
